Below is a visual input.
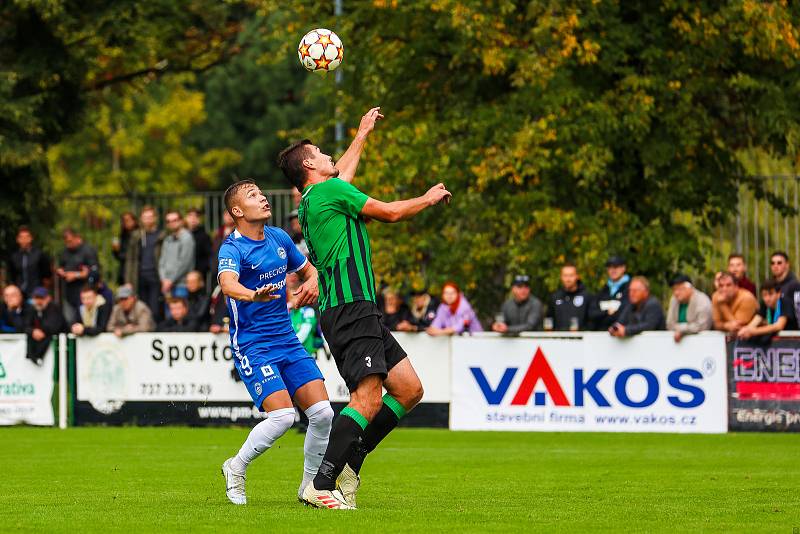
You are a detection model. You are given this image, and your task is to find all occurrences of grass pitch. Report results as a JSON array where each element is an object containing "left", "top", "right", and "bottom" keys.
[{"left": 2, "top": 427, "right": 798, "bottom": 532}]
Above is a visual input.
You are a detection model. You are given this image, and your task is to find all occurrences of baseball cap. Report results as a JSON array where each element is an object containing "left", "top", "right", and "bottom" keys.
[
  {"left": 116, "top": 285, "right": 134, "bottom": 299},
  {"left": 31, "top": 287, "right": 48, "bottom": 298},
  {"left": 511, "top": 274, "right": 530, "bottom": 287},
  {"left": 605, "top": 255, "right": 626, "bottom": 267}
]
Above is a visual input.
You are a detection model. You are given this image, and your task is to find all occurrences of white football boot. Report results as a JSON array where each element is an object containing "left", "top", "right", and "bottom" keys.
[
  {"left": 221, "top": 458, "right": 247, "bottom": 505},
  {"left": 336, "top": 464, "right": 361, "bottom": 508},
  {"left": 301, "top": 483, "right": 355, "bottom": 510}
]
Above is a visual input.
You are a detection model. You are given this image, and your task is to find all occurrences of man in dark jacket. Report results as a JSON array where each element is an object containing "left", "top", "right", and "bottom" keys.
[
  {"left": 590, "top": 255, "right": 631, "bottom": 331},
  {"left": 1, "top": 285, "right": 31, "bottom": 333},
  {"left": 185, "top": 270, "right": 210, "bottom": 330},
  {"left": 25, "top": 287, "right": 67, "bottom": 364},
  {"left": 407, "top": 287, "right": 439, "bottom": 331},
  {"left": 7, "top": 226, "right": 52, "bottom": 298},
  {"left": 158, "top": 297, "right": 198, "bottom": 332},
  {"left": 546, "top": 263, "right": 593, "bottom": 330},
  {"left": 491, "top": 275, "right": 543, "bottom": 333},
  {"left": 609, "top": 276, "right": 665, "bottom": 337},
  {"left": 70, "top": 285, "right": 112, "bottom": 337},
  {"left": 125, "top": 206, "right": 165, "bottom": 320},
  {"left": 186, "top": 208, "right": 213, "bottom": 282},
  {"left": 56, "top": 228, "right": 99, "bottom": 324}
]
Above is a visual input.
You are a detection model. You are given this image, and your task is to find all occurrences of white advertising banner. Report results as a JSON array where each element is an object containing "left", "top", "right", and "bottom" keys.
[
  {"left": 77, "top": 332, "right": 451, "bottom": 410},
  {"left": 77, "top": 333, "right": 248, "bottom": 409},
  {"left": 314, "top": 333, "right": 451, "bottom": 403},
  {"left": 450, "top": 332, "right": 728, "bottom": 433},
  {"left": 0, "top": 335, "right": 55, "bottom": 426}
]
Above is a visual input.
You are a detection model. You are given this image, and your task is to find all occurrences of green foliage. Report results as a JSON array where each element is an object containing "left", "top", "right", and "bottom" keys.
[
  {"left": 255, "top": 1, "right": 800, "bottom": 315},
  {"left": 0, "top": 0, "right": 245, "bottom": 258}
]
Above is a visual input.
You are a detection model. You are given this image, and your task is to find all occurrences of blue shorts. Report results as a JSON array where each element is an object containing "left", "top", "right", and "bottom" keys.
[{"left": 233, "top": 342, "right": 323, "bottom": 411}]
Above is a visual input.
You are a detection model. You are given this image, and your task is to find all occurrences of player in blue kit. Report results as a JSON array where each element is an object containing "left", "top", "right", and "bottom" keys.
[{"left": 218, "top": 180, "right": 340, "bottom": 507}]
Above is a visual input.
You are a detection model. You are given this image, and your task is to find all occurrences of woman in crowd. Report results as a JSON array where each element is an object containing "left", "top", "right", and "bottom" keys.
[{"left": 426, "top": 282, "right": 483, "bottom": 336}]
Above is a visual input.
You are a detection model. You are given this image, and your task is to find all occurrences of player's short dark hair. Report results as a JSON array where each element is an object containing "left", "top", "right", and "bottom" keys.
[
  {"left": 277, "top": 139, "right": 313, "bottom": 192},
  {"left": 718, "top": 271, "right": 738, "bottom": 285},
  {"left": 187, "top": 207, "right": 201, "bottom": 216},
  {"left": 224, "top": 179, "right": 257, "bottom": 219},
  {"left": 79, "top": 284, "right": 96, "bottom": 294},
  {"left": 761, "top": 278, "right": 779, "bottom": 292},
  {"left": 728, "top": 252, "right": 745, "bottom": 262},
  {"left": 164, "top": 209, "right": 182, "bottom": 219},
  {"left": 771, "top": 250, "right": 790, "bottom": 262}
]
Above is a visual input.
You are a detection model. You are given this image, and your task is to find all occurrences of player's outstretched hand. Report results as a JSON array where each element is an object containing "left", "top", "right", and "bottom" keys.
[
  {"left": 252, "top": 284, "right": 281, "bottom": 302},
  {"left": 358, "top": 107, "right": 384, "bottom": 136},
  {"left": 425, "top": 183, "right": 452, "bottom": 206},
  {"left": 293, "top": 278, "right": 319, "bottom": 308}
]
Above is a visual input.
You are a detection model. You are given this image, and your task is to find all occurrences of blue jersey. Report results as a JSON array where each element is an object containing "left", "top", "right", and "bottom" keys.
[{"left": 217, "top": 226, "right": 308, "bottom": 353}]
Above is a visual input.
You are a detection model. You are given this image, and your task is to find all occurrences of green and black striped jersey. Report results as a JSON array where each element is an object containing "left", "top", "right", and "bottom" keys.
[{"left": 298, "top": 178, "right": 376, "bottom": 312}]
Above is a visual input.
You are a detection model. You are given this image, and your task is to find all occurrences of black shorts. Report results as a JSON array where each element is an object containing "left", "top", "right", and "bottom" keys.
[{"left": 320, "top": 300, "right": 407, "bottom": 392}]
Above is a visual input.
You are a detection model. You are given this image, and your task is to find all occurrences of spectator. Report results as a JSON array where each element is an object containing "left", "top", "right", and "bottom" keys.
[
  {"left": 711, "top": 272, "right": 758, "bottom": 335},
  {"left": 286, "top": 209, "right": 309, "bottom": 256},
  {"left": 609, "top": 276, "right": 665, "bottom": 337},
  {"left": 125, "top": 206, "right": 165, "bottom": 319},
  {"left": 492, "top": 275, "right": 543, "bottom": 333},
  {"left": 211, "top": 210, "right": 236, "bottom": 283},
  {"left": 158, "top": 297, "right": 197, "bottom": 332},
  {"left": 0, "top": 285, "right": 30, "bottom": 333},
  {"left": 24, "top": 287, "right": 66, "bottom": 364},
  {"left": 727, "top": 253, "right": 756, "bottom": 296},
  {"left": 7, "top": 226, "right": 52, "bottom": 298},
  {"left": 380, "top": 288, "right": 415, "bottom": 331},
  {"left": 112, "top": 212, "right": 138, "bottom": 285},
  {"left": 107, "top": 285, "right": 155, "bottom": 337},
  {"left": 185, "top": 270, "right": 210, "bottom": 330},
  {"left": 287, "top": 279, "right": 319, "bottom": 354},
  {"left": 590, "top": 255, "right": 630, "bottom": 331},
  {"left": 56, "top": 228, "right": 99, "bottom": 324},
  {"left": 738, "top": 278, "right": 796, "bottom": 342},
  {"left": 185, "top": 208, "right": 213, "bottom": 281},
  {"left": 407, "top": 287, "right": 439, "bottom": 331},
  {"left": 666, "top": 274, "right": 713, "bottom": 343},
  {"left": 158, "top": 209, "right": 195, "bottom": 299},
  {"left": 208, "top": 285, "right": 230, "bottom": 334},
  {"left": 70, "top": 285, "right": 111, "bottom": 337},
  {"left": 427, "top": 282, "right": 483, "bottom": 336},
  {"left": 769, "top": 251, "right": 797, "bottom": 293},
  {"left": 771, "top": 250, "right": 800, "bottom": 325},
  {"left": 546, "top": 264, "right": 592, "bottom": 331}
]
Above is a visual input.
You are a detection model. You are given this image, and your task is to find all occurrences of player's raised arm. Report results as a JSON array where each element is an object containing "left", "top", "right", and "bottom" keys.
[
  {"left": 335, "top": 107, "right": 384, "bottom": 183},
  {"left": 218, "top": 271, "right": 281, "bottom": 303},
  {"left": 360, "top": 183, "right": 452, "bottom": 223},
  {"left": 292, "top": 261, "right": 319, "bottom": 308}
]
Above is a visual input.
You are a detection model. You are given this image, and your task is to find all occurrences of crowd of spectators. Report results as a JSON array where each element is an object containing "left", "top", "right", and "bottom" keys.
[{"left": 2, "top": 202, "right": 800, "bottom": 365}]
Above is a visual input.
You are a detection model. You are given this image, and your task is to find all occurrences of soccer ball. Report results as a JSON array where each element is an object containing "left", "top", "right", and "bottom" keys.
[{"left": 298, "top": 28, "right": 343, "bottom": 73}]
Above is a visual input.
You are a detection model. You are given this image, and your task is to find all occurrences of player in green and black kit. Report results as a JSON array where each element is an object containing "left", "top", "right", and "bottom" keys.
[{"left": 278, "top": 107, "right": 451, "bottom": 509}]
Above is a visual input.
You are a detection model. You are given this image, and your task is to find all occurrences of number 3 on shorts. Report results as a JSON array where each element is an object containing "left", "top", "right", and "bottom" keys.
[{"left": 365, "top": 356, "right": 371, "bottom": 368}]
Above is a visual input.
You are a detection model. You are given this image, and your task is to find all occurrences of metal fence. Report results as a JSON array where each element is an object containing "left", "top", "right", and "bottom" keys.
[
  {"left": 56, "top": 176, "right": 800, "bottom": 293},
  {"left": 57, "top": 190, "right": 296, "bottom": 287},
  {"left": 712, "top": 176, "right": 800, "bottom": 286}
]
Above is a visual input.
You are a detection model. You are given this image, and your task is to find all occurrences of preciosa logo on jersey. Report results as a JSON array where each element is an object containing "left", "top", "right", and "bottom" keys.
[
  {"left": 470, "top": 347, "right": 707, "bottom": 409},
  {"left": 277, "top": 247, "right": 286, "bottom": 259}
]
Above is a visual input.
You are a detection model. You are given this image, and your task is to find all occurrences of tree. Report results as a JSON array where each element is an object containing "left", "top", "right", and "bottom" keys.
[
  {"left": 253, "top": 1, "right": 800, "bottom": 317},
  {"left": 0, "top": 0, "right": 245, "bottom": 260}
]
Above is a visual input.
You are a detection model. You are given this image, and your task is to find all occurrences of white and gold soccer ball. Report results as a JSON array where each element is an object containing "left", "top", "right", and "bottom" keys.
[{"left": 298, "top": 28, "right": 343, "bottom": 73}]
